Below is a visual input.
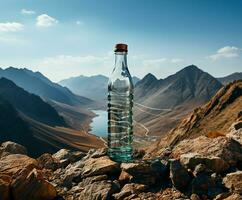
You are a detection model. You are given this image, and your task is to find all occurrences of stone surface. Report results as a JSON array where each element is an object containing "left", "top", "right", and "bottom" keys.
[
  {"left": 0, "top": 175, "right": 11, "bottom": 200},
  {"left": 11, "top": 168, "right": 57, "bottom": 200},
  {"left": 170, "top": 159, "right": 192, "bottom": 190},
  {"left": 223, "top": 193, "right": 242, "bottom": 200},
  {"left": 37, "top": 153, "right": 59, "bottom": 170},
  {"left": 172, "top": 136, "right": 242, "bottom": 167},
  {"left": 52, "top": 149, "right": 85, "bottom": 168},
  {"left": 180, "top": 153, "right": 229, "bottom": 173},
  {"left": 0, "top": 141, "right": 27, "bottom": 158},
  {"left": 120, "top": 159, "right": 168, "bottom": 185},
  {"left": 0, "top": 154, "right": 39, "bottom": 176},
  {"left": 78, "top": 180, "right": 118, "bottom": 200},
  {"left": 223, "top": 171, "right": 242, "bottom": 194},
  {"left": 227, "top": 120, "right": 242, "bottom": 144},
  {"left": 113, "top": 183, "right": 148, "bottom": 200},
  {"left": 62, "top": 155, "right": 120, "bottom": 187}
]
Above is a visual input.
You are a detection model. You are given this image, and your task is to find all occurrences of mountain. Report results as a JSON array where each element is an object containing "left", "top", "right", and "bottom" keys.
[
  {"left": 59, "top": 74, "right": 140, "bottom": 101},
  {"left": 0, "top": 95, "right": 62, "bottom": 157},
  {"left": 217, "top": 72, "right": 242, "bottom": 85},
  {"left": 0, "top": 78, "right": 104, "bottom": 157},
  {"left": 135, "top": 65, "right": 222, "bottom": 109},
  {"left": 147, "top": 80, "right": 242, "bottom": 157},
  {"left": 134, "top": 65, "right": 223, "bottom": 136},
  {"left": 0, "top": 78, "right": 66, "bottom": 126},
  {"left": 0, "top": 67, "right": 93, "bottom": 107}
]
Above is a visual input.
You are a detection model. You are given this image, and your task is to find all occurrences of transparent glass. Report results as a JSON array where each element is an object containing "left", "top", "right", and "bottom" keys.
[{"left": 108, "top": 51, "right": 134, "bottom": 162}]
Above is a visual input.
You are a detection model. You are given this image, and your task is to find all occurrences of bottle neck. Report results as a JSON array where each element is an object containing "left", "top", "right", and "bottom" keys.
[{"left": 115, "top": 52, "right": 127, "bottom": 70}]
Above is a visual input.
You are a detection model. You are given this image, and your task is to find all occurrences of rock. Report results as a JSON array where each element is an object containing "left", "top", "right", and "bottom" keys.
[
  {"left": 78, "top": 180, "right": 119, "bottom": 200},
  {"left": 83, "top": 148, "right": 107, "bottom": 160},
  {"left": 132, "top": 149, "right": 145, "bottom": 159},
  {"left": 191, "top": 174, "right": 216, "bottom": 197},
  {"left": 223, "top": 171, "right": 242, "bottom": 194},
  {"left": 190, "top": 193, "right": 201, "bottom": 200},
  {"left": 62, "top": 156, "right": 120, "bottom": 187},
  {"left": 223, "top": 193, "right": 242, "bottom": 200},
  {"left": 193, "top": 164, "right": 207, "bottom": 176},
  {"left": 180, "top": 153, "right": 229, "bottom": 173},
  {"left": 160, "top": 188, "right": 189, "bottom": 200},
  {"left": 52, "top": 149, "right": 85, "bottom": 168},
  {"left": 0, "top": 154, "right": 39, "bottom": 176},
  {"left": 113, "top": 183, "right": 148, "bottom": 200},
  {"left": 11, "top": 168, "right": 57, "bottom": 200},
  {"left": 37, "top": 153, "right": 60, "bottom": 170},
  {"left": 119, "top": 170, "right": 133, "bottom": 184},
  {"left": 227, "top": 121, "right": 242, "bottom": 144},
  {"left": 0, "top": 175, "right": 11, "bottom": 200},
  {"left": 214, "top": 192, "right": 231, "bottom": 200},
  {"left": 170, "top": 159, "right": 192, "bottom": 190},
  {"left": 173, "top": 136, "right": 242, "bottom": 168},
  {"left": 120, "top": 159, "right": 168, "bottom": 185},
  {"left": 0, "top": 141, "right": 27, "bottom": 158}
]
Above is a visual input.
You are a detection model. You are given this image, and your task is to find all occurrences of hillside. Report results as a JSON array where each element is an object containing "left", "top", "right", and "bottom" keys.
[
  {"left": 217, "top": 72, "right": 242, "bottom": 85},
  {"left": 147, "top": 80, "right": 242, "bottom": 157},
  {"left": 0, "top": 67, "right": 94, "bottom": 107},
  {"left": 59, "top": 74, "right": 140, "bottom": 101},
  {"left": 134, "top": 65, "right": 223, "bottom": 136},
  {"left": 0, "top": 78, "right": 66, "bottom": 126}
]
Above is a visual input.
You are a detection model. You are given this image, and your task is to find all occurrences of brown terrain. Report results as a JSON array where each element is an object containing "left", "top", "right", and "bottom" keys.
[{"left": 146, "top": 80, "right": 242, "bottom": 157}]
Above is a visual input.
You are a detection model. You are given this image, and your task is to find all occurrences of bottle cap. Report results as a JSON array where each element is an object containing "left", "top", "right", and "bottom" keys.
[{"left": 114, "top": 43, "right": 128, "bottom": 52}]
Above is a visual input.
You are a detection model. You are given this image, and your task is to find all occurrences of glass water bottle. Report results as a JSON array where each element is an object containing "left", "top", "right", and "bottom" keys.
[{"left": 108, "top": 43, "right": 134, "bottom": 162}]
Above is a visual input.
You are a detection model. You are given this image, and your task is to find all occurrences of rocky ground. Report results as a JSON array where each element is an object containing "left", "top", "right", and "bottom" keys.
[{"left": 0, "top": 132, "right": 242, "bottom": 200}]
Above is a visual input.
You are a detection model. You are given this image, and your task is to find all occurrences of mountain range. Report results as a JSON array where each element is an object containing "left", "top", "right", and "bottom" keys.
[
  {"left": 134, "top": 65, "right": 224, "bottom": 136},
  {"left": 0, "top": 77, "right": 104, "bottom": 156},
  {"left": 217, "top": 72, "right": 242, "bottom": 85},
  {"left": 59, "top": 75, "right": 140, "bottom": 101},
  {"left": 0, "top": 65, "right": 240, "bottom": 156},
  {"left": 0, "top": 67, "right": 94, "bottom": 107}
]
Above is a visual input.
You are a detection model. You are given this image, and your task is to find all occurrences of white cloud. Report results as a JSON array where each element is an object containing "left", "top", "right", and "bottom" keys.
[
  {"left": 36, "top": 14, "right": 58, "bottom": 27},
  {"left": 0, "top": 22, "right": 24, "bottom": 32},
  {"left": 209, "top": 46, "right": 241, "bottom": 60},
  {"left": 21, "top": 9, "right": 36, "bottom": 15}
]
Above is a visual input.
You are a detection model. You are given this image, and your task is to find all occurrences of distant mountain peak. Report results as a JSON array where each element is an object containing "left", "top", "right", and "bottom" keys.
[{"left": 143, "top": 73, "right": 157, "bottom": 82}]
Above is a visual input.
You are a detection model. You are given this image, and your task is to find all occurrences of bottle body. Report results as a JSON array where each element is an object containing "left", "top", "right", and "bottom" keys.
[{"left": 108, "top": 50, "right": 133, "bottom": 162}]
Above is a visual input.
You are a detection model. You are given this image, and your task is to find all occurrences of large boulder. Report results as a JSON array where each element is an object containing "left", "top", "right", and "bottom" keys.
[
  {"left": 0, "top": 154, "right": 56, "bottom": 200},
  {"left": 11, "top": 168, "right": 57, "bottom": 200},
  {"left": 180, "top": 153, "right": 229, "bottom": 173},
  {"left": 37, "top": 153, "right": 60, "bottom": 170},
  {"left": 0, "top": 154, "right": 38, "bottom": 176},
  {"left": 0, "top": 141, "right": 27, "bottom": 158},
  {"left": 172, "top": 136, "right": 242, "bottom": 167},
  {"left": 120, "top": 159, "right": 168, "bottom": 185},
  {"left": 170, "top": 159, "right": 192, "bottom": 190},
  {"left": 52, "top": 149, "right": 85, "bottom": 168},
  {"left": 77, "top": 175, "right": 119, "bottom": 200},
  {"left": 223, "top": 171, "right": 242, "bottom": 194},
  {"left": 62, "top": 156, "right": 120, "bottom": 187}
]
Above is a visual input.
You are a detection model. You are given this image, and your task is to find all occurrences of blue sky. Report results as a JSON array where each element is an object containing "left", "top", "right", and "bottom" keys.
[{"left": 0, "top": 0, "right": 241, "bottom": 81}]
